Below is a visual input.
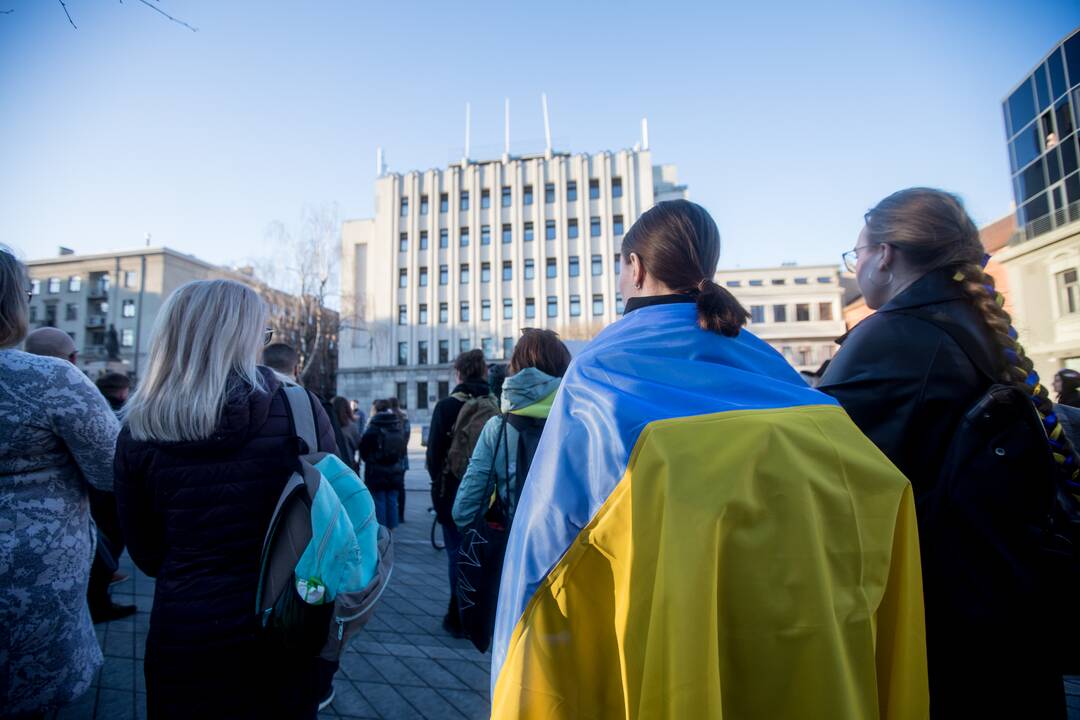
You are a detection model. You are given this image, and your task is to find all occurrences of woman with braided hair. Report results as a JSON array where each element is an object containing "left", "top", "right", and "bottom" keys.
[{"left": 820, "top": 187, "right": 1074, "bottom": 718}]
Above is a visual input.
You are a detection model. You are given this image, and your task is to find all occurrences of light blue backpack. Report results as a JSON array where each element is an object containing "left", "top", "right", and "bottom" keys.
[{"left": 255, "top": 385, "right": 393, "bottom": 659}]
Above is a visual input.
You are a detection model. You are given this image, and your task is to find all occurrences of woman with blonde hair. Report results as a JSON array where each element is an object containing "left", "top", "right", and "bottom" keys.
[
  {"left": 114, "top": 279, "right": 338, "bottom": 719},
  {"left": 0, "top": 248, "right": 120, "bottom": 716}
]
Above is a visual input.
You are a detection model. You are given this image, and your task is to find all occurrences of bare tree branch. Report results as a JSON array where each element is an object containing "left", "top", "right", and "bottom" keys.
[
  {"left": 134, "top": 0, "right": 197, "bottom": 31},
  {"left": 0, "top": 10, "right": 15, "bottom": 15},
  {"left": 57, "top": 0, "right": 76, "bottom": 28}
]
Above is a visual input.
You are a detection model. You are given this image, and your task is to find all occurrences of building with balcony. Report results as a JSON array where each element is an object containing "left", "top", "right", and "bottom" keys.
[
  {"left": 337, "top": 142, "right": 687, "bottom": 420},
  {"left": 997, "top": 27, "right": 1080, "bottom": 380}
]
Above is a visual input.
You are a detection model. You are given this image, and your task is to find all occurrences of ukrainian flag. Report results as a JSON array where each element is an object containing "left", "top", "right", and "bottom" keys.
[{"left": 490, "top": 302, "right": 928, "bottom": 719}]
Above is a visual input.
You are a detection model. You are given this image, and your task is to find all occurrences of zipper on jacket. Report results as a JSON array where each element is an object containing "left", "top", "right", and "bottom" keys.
[{"left": 314, "top": 502, "right": 343, "bottom": 584}]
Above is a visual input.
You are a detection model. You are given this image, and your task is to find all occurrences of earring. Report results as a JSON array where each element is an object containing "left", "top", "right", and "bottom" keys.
[
  {"left": 869, "top": 267, "right": 893, "bottom": 288},
  {"left": 634, "top": 282, "right": 642, "bottom": 290}
]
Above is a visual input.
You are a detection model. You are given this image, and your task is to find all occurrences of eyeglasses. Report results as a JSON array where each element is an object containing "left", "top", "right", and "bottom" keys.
[
  {"left": 263, "top": 328, "right": 273, "bottom": 345},
  {"left": 841, "top": 243, "right": 883, "bottom": 273}
]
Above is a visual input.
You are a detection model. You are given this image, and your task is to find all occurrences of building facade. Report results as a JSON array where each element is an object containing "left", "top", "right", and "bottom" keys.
[
  {"left": 338, "top": 146, "right": 686, "bottom": 419},
  {"left": 716, "top": 264, "right": 847, "bottom": 374},
  {"left": 996, "top": 28, "right": 1080, "bottom": 380}
]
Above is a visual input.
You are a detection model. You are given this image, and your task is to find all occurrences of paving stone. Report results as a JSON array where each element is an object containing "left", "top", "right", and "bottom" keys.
[
  {"left": 398, "top": 657, "right": 468, "bottom": 690},
  {"left": 436, "top": 658, "right": 490, "bottom": 693},
  {"left": 397, "top": 685, "right": 468, "bottom": 720},
  {"left": 418, "top": 644, "right": 463, "bottom": 660},
  {"left": 437, "top": 688, "right": 490, "bottom": 719},
  {"left": 55, "top": 690, "right": 97, "bottom": 719},
  {"left": 367, "top": 654, "right": 427, "bottom": 687},
  {"left": 95, "top": 688, "right": 135, "bottom": 720},
  {"left": 380, "top": 641, "right": 429, "bottom": 659},
  {"left": 328, "top": 680, "right": 379, "bottom": 718},
  {"left": 99, "top": 657, "right": 136, "bottom": 691},
  {"left": 337, "top": 651, "right": 379, "bottom": 682},
  {"left": 352, "top": 681, "right": 420, "bottom": 719},
  {"left": 102, "top": 630, "right": 134, "bottom": 659}
]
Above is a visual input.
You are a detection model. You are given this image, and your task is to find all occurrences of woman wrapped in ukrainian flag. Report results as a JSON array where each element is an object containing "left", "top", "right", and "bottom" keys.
[{"left": 490, "top": 200, "right": 929, "bottom": 719}]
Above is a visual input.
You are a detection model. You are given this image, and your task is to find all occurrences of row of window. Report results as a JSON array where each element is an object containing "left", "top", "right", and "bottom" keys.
[
  {"left": 28, "top": 299, "right": 137, "bottom": 321},
  {"left": 397, "top": 293, "right": 623, "bottom": 326},
  {"left": 748, "top": 302, "right": 835, "bottom": 323},
  {"left": 400, "top": 179, "right": 625, "bottom": 217},
  {"left": 397, "top": 336, "right": 517, "bottom": 368},
  {"left": 398, "top": 254, "right": 622, "bottom": 288},
  {"left": 30, "top": 272, "right": 139, "bottom": 295},
  {"left": 398, "top": 216, "right": 625, "bottom": 251},
  {"left": 725, "top": 276, "right": 834, "bottom": 288}
]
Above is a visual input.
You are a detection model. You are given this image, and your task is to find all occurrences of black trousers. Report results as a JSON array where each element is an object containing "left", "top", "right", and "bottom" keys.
[{"left": 87, "top": 487, "right": 125, "bottom": 610}]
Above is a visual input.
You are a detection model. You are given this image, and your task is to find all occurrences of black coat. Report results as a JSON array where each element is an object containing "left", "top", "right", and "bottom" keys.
[
  {"left": 425, "top": 380, "right": 492, "bottom": 522},
  {"left": 114, "top": 368, "right": 336, "bottom": 720},
  {"left": 359, "top": 413, "right": 406, "bottom": 492},
  {"left": 819, "top": 269, "right": 1065, "bottom": 718}
]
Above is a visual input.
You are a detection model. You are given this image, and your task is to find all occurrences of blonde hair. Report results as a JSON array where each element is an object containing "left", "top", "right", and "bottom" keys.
[
  {"left": 0, "top": 248, "right": 29, "bottom": 349},
  {"left": 125, "top": 279, "right": 267, "bottom": 442}
]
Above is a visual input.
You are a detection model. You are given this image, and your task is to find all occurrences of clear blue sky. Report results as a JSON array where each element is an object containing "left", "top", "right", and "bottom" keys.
[{"left": 1, "top": 0, "right": 1078, "bottom": 271}]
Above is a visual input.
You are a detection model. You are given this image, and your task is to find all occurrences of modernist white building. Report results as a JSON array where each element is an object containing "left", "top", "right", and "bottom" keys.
[
  {"left": 338, "top": 145, "right": 687, "bottom": 419},
  {"left": 715, "top": 264, "right": 848, "bottom": 374}
]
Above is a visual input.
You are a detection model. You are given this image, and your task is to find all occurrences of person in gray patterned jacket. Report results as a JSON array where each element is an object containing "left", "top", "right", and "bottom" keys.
[{"left": 0, "top": 248, "right": 120, "bottom": 716}]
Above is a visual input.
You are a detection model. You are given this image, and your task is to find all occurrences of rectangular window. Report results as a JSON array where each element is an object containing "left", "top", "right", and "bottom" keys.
[
  {"left": 399, "top": 269, "right": 408, "bottom": 288},
  {"left": 30, "top": 279, "right": 40, "bottom": 295},
  {"left": 569, "top": 294, "right": 581, "bottom": 317},
  {"left": 771, "top": 278, "right": 786, "bottom": 286},
  {"left": 460, "top": 227, "right": 470, "bottom": 247},
  {"left": 417, "top": 381, "right": 429, "bottom": 410},
  {"left": 819, "top": 302, "right": 834, "bottom": 321},
  {"left": 460, "top": 191, "right": 470, "bottom": 211},
  {"left": 817, "top": 276, "right": 833, "bottom": 284},
  {"left": 592, "top": 294, "right": 604, "bottom": 316},
  {"left": 396, "top": 382, "right": 408, "bottom": 409},
  {"left": 420, "top": 230, "right": 429, "bottom": 250},
  {"left": 481, "top": 225, "right": 491, "bottom": 245},
  {"left": 569, "top": 256, "right": 580, "bottom": 277},
  {"left": 795, "top": 277, "right": 808, "bottom": 285},
  {"left": 419, "top": 266, "right": 428, "bottom": 287},
  {"left": 481, "top": 189, "right": 491, "bottom": 209},
  {"left": 501, "top": 186, "right": 512, "bottom": 207},
  {"left": 545, "top": 220, "right": 557, "bottom": 240},
  {"left": 591, "top": 255, "right": 603, "bottom": 276},
  {"left": 481, "top": 300, "right": 491, "bottom": 321},
  {"left": 439, "top": 340, "right": 449, "bottom": 363},
  {"left": 460, "top": 263, "right": 470, "bottom": 284},
  {"left": 524, "top": 259, "right": 535, "bottom": 280},
  {"left": 589, "top": 179, "right": 600, "bottom": 199},
  {"left": 545, "top": 183, "right": 555, "bottom": 203},
  {"left": 439, "top": 265, "right": 448, "bottom": 285},
  {"left": 482, "top": 337, "right": 494, "bottom": 358},
  {"left": 567, "top": 219, "right": 579, "bottom": 239},
  {"left": 502, "top": 261, "right": 512, "bottom": 281},
  {"left": 616, "top": 292, "right": 624, "bottom": 315},
  {"left": 523, "top": 185, "right": 533, "bottom": 205},
  {"left": 397, "top": 342, "right": 408, "bottom": 366},
  {"left": 796, "top": 303, "right": 810, "bottom": 321},
  {"left": 121, "top": 329, "right": 135, "bottom": 347},
  {"left": 502, "top": 224, "right": 512, "bottom": 244},
  {"left": 547, "top": 296, "right": 558, "bottom": 318},
  {"left": 68, "top": 276, "right": 82, "bottom": 292},
  {"left": 613, "top": 215, "right": 624, "bottom": 236},
  {"left": 590, "top": 217, "right": 601, "bottom": 237},
  {"left": 567, "top": 181, "right": 577, "bottom": 202},
  {"left": 459, "top": 338, "right": 470, "bottom": 354},
  {"left": 398, "top": 305, "right": 407, "bottom": 325},
  {"left": 400, "top": 197, "right": 409, "bottom": 217},
  {"left": 773, "top": 305, "right": 787, "bottom": 322},
  {"left": 546, "top": 258, "right": 557, "bottom": 278},
  {"left": 612, "top": 177, "right": 623, "bottom": 198},
  {"left": 524, "top": 222, "right": 534, "bottom": 242},
  {"left": 420, "top": 195, "right": 429, "bottom": 215},
  {"left": 460, "top": 301, "right": 470, "bottom": 322},
  {"left": 614, "top": 253, "right": 621, "bottom": 275},
  {"left": 1059, "top": 268, "right": 1079, "bottom": 314},
  {"left": 65, "top": 303, "right": 78, "bottom": 321},
  {"left": 439, "top": 302, "right": 448, "bottom": 323},
  {"left": 122, "top": 299, "right": 136, "bottom": 318},
  {"left": 796, "top": 347, "right": 812, "bottom": 366},
  {"left": 418, "top": 341, "right": 429, "bottom": 364},
  {"left": 48, "top": 277, "right": 60, "bottom": 293},
  {"left": 438, "top": 379, "right": 449, "bottom": 398},
  {"left": 503, "top": 298, "right": 513, "bottom": 319},
  {"left": 481, "top": 262, "right": 491, "bottom": 283},
  {"left": 525, "top": 297, "right": 536, "bottom": 319},
  {"left": 29, "top": 305, "right": 36, "bottom": 322},
  {"left": 439, "top": 229, "right": 448, "bottom": 248},
  {"left": 419, "top": 304, "right": 428, "bottom": 325},
  {"left": 503, "top": 336, "right": 514, "bottom": 358},
  {"left": 726, "top": 280, "right": 741, "bottom": 288},
  {"left": 399, "top": 233, "right": 408, "bottom": 252},
  {"left": 750, "top": 305, "right": 765, "bottom": 323},
  {"left": 749, "top": 279, "right": 763, "bottom": 287},
  {"left": 440, "top": 193, "right": 449, "bottom": 213}
]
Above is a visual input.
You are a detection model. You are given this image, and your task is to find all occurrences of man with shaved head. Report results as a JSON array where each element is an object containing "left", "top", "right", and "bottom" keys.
[{"left": 24, "top": 327, "right": 78, "bottom": 365}]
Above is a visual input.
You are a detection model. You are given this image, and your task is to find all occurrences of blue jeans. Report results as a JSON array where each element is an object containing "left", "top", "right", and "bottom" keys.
[{"left": 372, "top": 490, "right": 399, "bottom": 530}]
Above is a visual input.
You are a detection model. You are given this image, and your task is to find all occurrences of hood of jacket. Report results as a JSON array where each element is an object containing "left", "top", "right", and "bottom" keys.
[
  {"left": 501, "top": 367, "right": 561, "bottom": 415},
  {"left": 368, "top": 411, "right": 402, "bottom": 430}
]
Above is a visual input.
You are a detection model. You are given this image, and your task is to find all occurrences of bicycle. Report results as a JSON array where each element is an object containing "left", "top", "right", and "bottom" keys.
[{"left": 428, "top": 506, "right": 445, "bottom": 550}]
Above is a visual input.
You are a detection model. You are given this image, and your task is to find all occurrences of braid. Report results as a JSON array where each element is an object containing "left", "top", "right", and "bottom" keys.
[{"left": 953, "top": 263, "right": 1080, "bottom": 492}]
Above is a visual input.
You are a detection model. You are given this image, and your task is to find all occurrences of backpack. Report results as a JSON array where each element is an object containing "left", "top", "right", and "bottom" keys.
[
  {"left": 440, "top": 392, "right": 500, "bottom": 489},
  {"left": 255, "top": 385, "right": 394, "bottom": 661},
  {"left": 505, "top": 414, "right": 545, "bottom": 509},
  {"left": 897, "top": 308, "right": 1080, "bottom": 670},
  {"left": 373, "top": 418, "right": 407, "bottom": 465}
]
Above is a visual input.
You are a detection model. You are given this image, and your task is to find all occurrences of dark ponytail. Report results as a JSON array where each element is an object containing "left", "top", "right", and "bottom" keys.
[{"left": 622, "top": 200, "right": 749, "bottom": 336}]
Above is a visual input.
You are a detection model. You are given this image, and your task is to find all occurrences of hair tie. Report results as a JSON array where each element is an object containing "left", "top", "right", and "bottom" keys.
[
  {"left": 697, "top": 278, "right": 710, "bottom": 293},
  {"left": 981, "top": 253, "right": 991, "bottom": 269}
]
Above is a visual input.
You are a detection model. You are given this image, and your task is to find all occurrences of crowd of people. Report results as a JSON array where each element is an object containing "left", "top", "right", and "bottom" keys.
[{"left": 1, "top": 190, "right": 1079, "bottom": 718}]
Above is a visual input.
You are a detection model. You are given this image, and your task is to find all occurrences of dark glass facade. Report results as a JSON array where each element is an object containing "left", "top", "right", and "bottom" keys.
[{"left": 1003, "top": 29, "right": 1080, "bottom": 235}]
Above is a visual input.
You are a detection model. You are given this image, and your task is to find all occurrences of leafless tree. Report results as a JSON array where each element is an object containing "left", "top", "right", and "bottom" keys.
[{"left": 52, "top": 0, "right": 197, "bottom": 31}]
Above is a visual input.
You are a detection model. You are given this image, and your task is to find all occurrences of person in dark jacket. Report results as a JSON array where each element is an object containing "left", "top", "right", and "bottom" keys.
[
  {"left": 359, "top": 399, "right": 406, "bottom": 529},
  {"left": 1054, "top": 368, "right": 1080, "bottom": 407},
  {"left": 426, "top": 349, "right": 489, "bottom": 637},
  {"left": 819, "top": 188, "right": 1075, "bottom": 718},
  {"left": 114, "top": 279, "right": 339, "bottom": 720},
  {"left": 333, "top": 395, "right": 361, "bottom": 472},
  {"left": 387, "top": 395, "right": 411, "bottom": 523}
]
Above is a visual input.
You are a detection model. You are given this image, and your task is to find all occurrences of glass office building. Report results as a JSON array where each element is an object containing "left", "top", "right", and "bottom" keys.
[{"left": 1003, "top": 28, "right": 1080, "bottom": 239}]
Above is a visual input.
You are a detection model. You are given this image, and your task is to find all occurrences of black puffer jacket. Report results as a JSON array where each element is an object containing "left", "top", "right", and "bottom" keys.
[
  {"left": 359, "top": 412, "right": 406, "bottom": 492},
  {"left": 114, "top": 368, "right": 336, "bottom": 720}
]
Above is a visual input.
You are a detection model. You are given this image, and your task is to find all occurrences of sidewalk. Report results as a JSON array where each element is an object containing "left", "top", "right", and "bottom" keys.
[{"left": 59, "top": 450, "right": 491, "bottom": 720}]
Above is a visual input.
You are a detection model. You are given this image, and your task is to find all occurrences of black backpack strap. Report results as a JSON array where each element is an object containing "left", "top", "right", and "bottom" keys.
[
  {"left": 892, "top": 307, "right": 1000, "bottom": 384},
  {"left": 281, "top": 385, "right": 319, "bottom": 454}
]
